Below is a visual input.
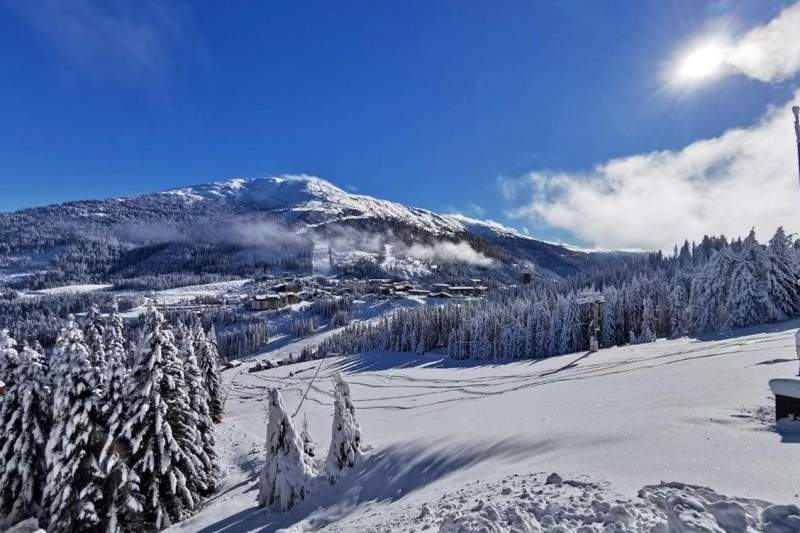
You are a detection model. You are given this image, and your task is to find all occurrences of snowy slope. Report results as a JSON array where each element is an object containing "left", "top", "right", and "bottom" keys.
[
  {"left": 1, "top": 175, "right": 601, "bottom": 280},
  {"left": 170, "top": 320, "right": 800, "bottom": 532},
  {"left": 161, "top": 175, "right": 467, "bottom": 237}
]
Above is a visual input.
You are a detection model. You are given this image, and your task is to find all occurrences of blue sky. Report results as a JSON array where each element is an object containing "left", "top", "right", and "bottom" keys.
[{"left": 1, "top": 0, "right": 798, "bottom": 249}]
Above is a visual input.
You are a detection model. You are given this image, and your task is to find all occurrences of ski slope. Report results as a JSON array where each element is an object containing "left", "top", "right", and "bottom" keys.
[{"left": 171, "top": 320, "right": 800, "bottom": 532}]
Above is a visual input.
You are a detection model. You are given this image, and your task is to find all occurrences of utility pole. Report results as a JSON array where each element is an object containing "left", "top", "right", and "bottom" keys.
[
  {"left": 793, "top": 106, "right": 800, "bottom": 186},
  {"left": 792, "top": 107, "right": 800, "bottom": 375}
]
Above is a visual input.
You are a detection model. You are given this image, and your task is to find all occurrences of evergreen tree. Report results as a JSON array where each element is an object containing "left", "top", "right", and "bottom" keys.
[
  {"left": 638, "top": 297, "right": 656, "bottom": 343},
  {"left": 0, "top": 345, "right": 50, "bottom": 523},
  {"left": 558, "top": 296, "right": 581, "bottom": 354},
  {"left": 689, "top": 246, "right": 734, "bottom": 333},
  {"left": 180, "top": 326, "right": 219, "bottom": 496},
  {"left": 84, "top": 305, "right": 108, "bottom": 373},
  {"left": 0, "top": 328, "right": 19, "bottom": 389},
  {"left": 257, "top": 388, "right": 316, "bottom": 511},
  {"left": 99, "top": 309, "right": 141, "bottom": 533},
  {"left": 727, "top": 231, "right": 776, "bottom": 328},
  {"left": 193, "top": 319, "right": 225, "bottom": 423},
  {"left": 163, "top": 326, "right": 208, "bottom": 500},
  {"left": 121, "top": 303, "right": 200, "bottom": 529},
  {"left": 300, "top": 414, "right": 316, "bottom": 458},
  {"left": 668, "top": 284, "right": 689, "bottom": 338},
  {"left": 325, "top": 372, "right": 364, "bottom": 481},
  {"left": 44, "top": 319, "right": 106, "bottom": 533},
  {"left": 767, "top": 227, "right": 800, "bottom": 319}
]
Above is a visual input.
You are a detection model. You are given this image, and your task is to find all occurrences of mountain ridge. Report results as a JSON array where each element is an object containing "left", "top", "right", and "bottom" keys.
[{"left": 0, "top": 174, "right": 598, "bottom": 282}]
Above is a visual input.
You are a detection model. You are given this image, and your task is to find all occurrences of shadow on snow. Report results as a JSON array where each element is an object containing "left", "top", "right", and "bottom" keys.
[{"left": 195, "top": 436, "right": 555, "bottom": 533}]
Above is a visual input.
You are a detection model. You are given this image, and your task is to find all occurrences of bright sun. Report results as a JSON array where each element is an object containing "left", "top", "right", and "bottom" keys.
[{"left": 673, "top": 42, "right": 729, "bottom": 85}]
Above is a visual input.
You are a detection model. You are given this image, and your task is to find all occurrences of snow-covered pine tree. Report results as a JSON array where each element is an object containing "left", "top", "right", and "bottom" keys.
[
  {"left": 547, "top": 299, "right": 563, "bottom": 357},
  {"left": 208, "top": 324, "right": 225, "bottom": 365},
  {"left": 668, "top": 284, "right": 689, "bottom": 339},
  {"left": 727, "top": 257, "right": 762, "bottom": 328},
  {"left": 325, "top": 372, "right": 364, "bottom": 481},
  {"left": 530, "top": 302, "right": 550, "bottom": 358},
  {"left": 727, "top": 231, "right": 776, "bottom": 328},
  {"left": 84, "top": 305, "right": 108, "bottom": 373},
  {"left": 101, "top": 309, "right": 128, "bottom": 448},
  {"left": 98, "top": 308, "right": 141, "bottom": 533},
  {"left": 638, "top": 297, "right": 656, "bottom": 343},
  {"left": 600, "top": 289, "right": 618, "bottom": 347},
  {"left": 193, "top": 319, "right": 225, "bottom": 423},
  {"left": 163, "top": 323, "right": 209, "bottom": 501},
  {"left": 121, "top": 303, "right": 202, "bottom": 529},
  {"left": 0, "top": 328, "right": 19, "bottom": 390},
  {"left": 300, "top": 414, "right": 316, "bottom": 458},
  {"left": 0, "top": 345, "right": 50, "bottom": 523},
  {"left": 558, "top": 296, "right": 581, "bottom": 354},
  {"left": 44, "top": 319, "right": 106, "bottom": 533},
  {"left": 180, "top": 326, "right": 219, "bottom": 496},
  {"left": 767, "top": 227, "right": 800, "bottom": 320},
  {"left": 689, "top": 245, "right": 734, "bottom": 333},
  {"left": 257, "top": 388, "right": 316, "bottom": 511}
]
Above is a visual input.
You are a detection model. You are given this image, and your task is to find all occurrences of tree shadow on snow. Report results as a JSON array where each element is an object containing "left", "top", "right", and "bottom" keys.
[
  {"left": 755, "top": 358, "right": 796, "bottom": 366},
  {"left": 195, "top": 436, "right": 555, "bottom": 533},
  {"left": 690, "top": 319, "right": 800, "bottom": 343},
  {"left": 331, "top": 351, "right": 553, "bottom": 374}
]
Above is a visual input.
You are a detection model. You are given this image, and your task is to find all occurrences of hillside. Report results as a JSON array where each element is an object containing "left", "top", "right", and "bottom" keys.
[
  {"left": 0, "top": 175, "right": 597, "bottom": 285},
  {"left": 170, "top": 319, "right": 800, "bottom": 532}
]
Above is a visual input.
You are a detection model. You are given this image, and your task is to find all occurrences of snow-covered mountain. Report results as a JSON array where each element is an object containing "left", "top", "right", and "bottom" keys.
[
  {"left": 160, "top": 176, "right": 466, "bottom": 237},
  {"left": 0, "top": 175, "right": 598, "bottom": 280}
]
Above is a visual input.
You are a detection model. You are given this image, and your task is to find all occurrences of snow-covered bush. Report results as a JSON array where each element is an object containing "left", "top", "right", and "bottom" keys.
[{"left": 258, "top": 388, "right": 317, "bottom": 511}]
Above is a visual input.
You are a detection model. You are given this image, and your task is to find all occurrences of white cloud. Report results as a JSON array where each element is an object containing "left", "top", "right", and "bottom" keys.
[
  {"left": 506, "top": 91, "right": 800, "bottom": 251},
  {"left": 504, "top": 3, "right": 800, "bottom": 252},
  {"left": 403, "top": 241, "right": 494, "bottom": 267},
  {"left": 727, "top": 1, "right": 800, "bottom": 82},
  {"left": 5, "top": 0, "right": 199, "bottom": 80},
  {"left": 667, "top": 1, "right": 800, "bottom": 86}
]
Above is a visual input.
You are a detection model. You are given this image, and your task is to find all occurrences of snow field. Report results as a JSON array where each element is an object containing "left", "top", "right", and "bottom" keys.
[{"left": 171, "top": 321, "right": 800, "bottom": 532}]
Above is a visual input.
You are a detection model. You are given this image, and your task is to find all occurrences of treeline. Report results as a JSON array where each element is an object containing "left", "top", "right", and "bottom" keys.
[
  {"left": 0, "top": 290, "right": 270, "bottom": 363},
  {"left": 7, "top": 237, "right": 312, "bottom": 292},
  {"left": 0, "top": 291, "right": 142, "bottom": 348},
  {"left": 0, "top": 303, "right": 225, "bottom": 532},
  {"left": 317, "top": 227, "right": 800, "bottom": 361},
  {"left": 111, "top": 273, "right": 239, "bottom": 292},
  {"left": 156, "top": 307, "right": 271, "bottom": 361}
]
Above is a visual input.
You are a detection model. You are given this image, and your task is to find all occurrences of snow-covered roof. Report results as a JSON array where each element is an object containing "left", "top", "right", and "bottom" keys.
[
  {"left": 769, "top": 378, "right": 800, "bottom": 399},
  {"left": 254, "top": 294, "right": 281, "bottom": 300}
]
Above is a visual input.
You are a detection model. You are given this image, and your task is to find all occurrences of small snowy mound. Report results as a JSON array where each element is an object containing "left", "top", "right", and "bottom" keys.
[
  {"left": 638, "top": 482, "right": 796, "bottom": 533},
  {"left": 439, "top": 502, "right": 540, "bottom": 533},
  {"left": 384, "top": 474, "right": 798, "bottom": 533},
  {"left": 761, "top": 504, "right": 800, "bottom": 533}
]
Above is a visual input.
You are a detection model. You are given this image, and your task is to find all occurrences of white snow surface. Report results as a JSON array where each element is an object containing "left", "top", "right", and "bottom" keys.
[
  {"left": 150, "top": 279, "right": 252, "bottom": 305},
  {"left": 162, "top": 175, "right": 467, "bottom": 237},
  {"left": 169, "top": 321, "right": 800, "bottom": 533},
  {"left": 444, "top": 213, "right": 536, "bottom": 241},
  {"left": 30, "top": 283, "right": 112, "bottom": 295}
]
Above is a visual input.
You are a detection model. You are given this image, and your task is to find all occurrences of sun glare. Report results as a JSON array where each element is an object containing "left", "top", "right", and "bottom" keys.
[{"left": 672, "top": 41, "right": 729, "bottom": 86}]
